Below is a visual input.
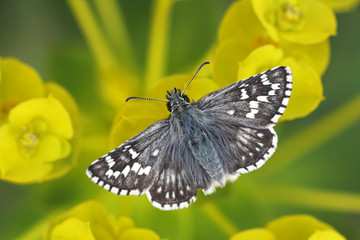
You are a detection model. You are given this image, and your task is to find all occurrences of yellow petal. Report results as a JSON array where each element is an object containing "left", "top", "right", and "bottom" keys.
[
  {"left": 321, "top": 0, "right": 360, "bottom": 13},
  {"left": 266, "top": 214, "right": 332, "bottom": 240},
  {"left": 309, "top": 230, "right": 346, "bottom": 240},
  {"left": 8, "top": 97, "right": 73, "bottom": 139},
  {"left": 213, "top": 39, "right": 254, "bottom": 87},
  {"left": 251, "top": 0, "right": 337, "bottom": 44},
  {"left": 280, "top": 57, "right": 324, "bottom": 120},
  {"left": 45, "top": 82, "right": 82, "bottom": 139},
  {"left": 121, "top": 228, "right": 160, "bottom": 240},
  {"left": 45, "top": 201, "right": 116, "bottom": 240},
  {"left": 35, "top": 134, "right": 71, "bottom": 162},
  {"left": 110, "top": 103, "right": 164, "bottom": 149},
  {"left": 237, "top": 45, "right": 284, "bottom": 80},
  {"left": 49, "top": 217, "right": 95, "bottom": 240},
  {"left": 99, "top": 70, "right": 140, "bottom": 109},
  {"left": 0, "top": 58, "right": 44, "bottom": 104},
  {"left": 219, "top": 0, "right": 265, "bottom": 41},
  {"left": 230, "top": 228, "right": 277, "bottom": 240},
  {"left": 116, "top": 217, "right": 136, "bottom": 237},
  {"left": 281, "top": 39, "right": 330, "bottom": 76}
]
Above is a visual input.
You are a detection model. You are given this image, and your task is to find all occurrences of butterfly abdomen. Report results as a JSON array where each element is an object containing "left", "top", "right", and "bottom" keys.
[{"left": 170, "top": 106, "right": 225, "bottom": 191}]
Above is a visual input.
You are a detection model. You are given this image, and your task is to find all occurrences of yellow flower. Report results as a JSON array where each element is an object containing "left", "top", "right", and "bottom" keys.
[
  {"left": 251, "top": 0, "right": 337, "bottom": 44},
  {"left": 0, "top": 58, "right": 81, "bottom": 183},
  {"left": 230, "top": 215, "right": 346, "bottom": 240},
  {"left": 215, "top": 0, "right": 330, "bottom": 82},
  {"left": 44, "top": 200, "right": 160, "bottom": 240}
]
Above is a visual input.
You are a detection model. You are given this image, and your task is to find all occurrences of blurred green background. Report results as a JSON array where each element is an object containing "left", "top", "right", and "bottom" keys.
[{"left": 0, "top": 0, "right": 359, "bottom": 239}]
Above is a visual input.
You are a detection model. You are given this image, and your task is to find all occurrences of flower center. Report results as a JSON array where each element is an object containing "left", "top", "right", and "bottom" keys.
[
  {"left": 20, "top": 132, "right": 38, "bottom": 147},
  {"left": 277, "top": 1, "right": 303, "bottom": 31},
  {"left": 18, "top": 118, "right": 47, "bottom": 157}
]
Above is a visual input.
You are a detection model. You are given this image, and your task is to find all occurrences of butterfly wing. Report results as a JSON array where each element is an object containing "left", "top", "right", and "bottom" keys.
[
  {"left": 86, "top": 119, "right": 171, "bottom": 196},
  {"left": 146, "top": 131, "right": 214, "bottom": 210},
  {"left": 197, "top": 66, "right": 292, "bottom": 128},
  {"left": 87, "top": 118, "right": 203, "bottom": 210},
  {"left": 195, "top": 66, "right": 292, "bottom": 194},
  {"left": 145, "top": 165, "right": 198, "bottom": 211}
]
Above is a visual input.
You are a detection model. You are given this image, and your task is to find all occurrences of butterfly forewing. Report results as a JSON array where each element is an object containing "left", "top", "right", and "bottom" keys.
[
  {"left": 197, "top": 66, "right": 292, "bottom": 128},
  {"left": 86, "top": 120, "right": 170, "bottom": 196}
]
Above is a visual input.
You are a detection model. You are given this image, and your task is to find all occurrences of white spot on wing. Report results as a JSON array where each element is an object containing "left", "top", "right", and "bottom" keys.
[
  {"left": 129, "top": 148, "right": 139, "bottom": 159},
  {"left": 246, "top": 109, "right": 259, "bottom": 119},
  {"left": 247, "top": 165, "right": 257, "bottom": 172},
  {"left": 143, "top": 166, "right": 151, "bottom": 175},
  {"left": 113, "top": 171, "right": 120, "bottom": 179},
  {"left": 282, "top": 97, "right": 289, "bottom": 106},
  {"left": 271, "top": 114, "right": 281, "bottom": 123},
  {"left": 152, "top": 149, "right": 159, "bottom": 156},
  {"left": 91, "top": 176, "right": 99, "bottom": 183},
  {"left": 131, "top": 162, "right": 141, "bottom": 173},
  {"left": 249, "top": 101, "right": 259, "bottom": 109},
  {"left": 227, "top": 110, "right": 235, "bottom": 115},
  {"left": 105, "top": 169, "right": 113, "bottom": 178},
  {"left": 257, "top": 96, "right": 269, "bottom": 102},
  {"left": 272, "top": 83, "right": 280, "bottom": 90},
  {"left": 122, "top": 165, "right": 130, "bottom": 178},
  {"left": 263, "top": 80, "right": 271, "bottom": 85},
  {"left": 240, "top": 89, "right": 249, "bottom": 100},
  {"left": 268, "top": 90, "right": 276, "bottom": 96},
  {"left": 111, "top": 187, "right": 119, "bottom": 194},
  {"left": 278, "top": 107, "right": 286, "bottom": 114}
]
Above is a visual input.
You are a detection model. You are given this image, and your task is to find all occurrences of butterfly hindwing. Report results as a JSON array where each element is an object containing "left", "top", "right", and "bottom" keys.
[
  {"left": 197, "top": 116, "right": 278, "bottom": 194},
  {"left": 197, "top": 66, "right": 292, "bottom": 128},
  {"left": 146, "top": 165, "right": 197, "bottom": 210},
  {"left": 86, "top": 119, "right": 170, "bottom": 196}
]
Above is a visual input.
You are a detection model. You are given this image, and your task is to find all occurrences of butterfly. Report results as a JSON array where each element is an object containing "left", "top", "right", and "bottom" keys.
[{"left": 86, "top": 62, "right": 292, "bottom": 210}]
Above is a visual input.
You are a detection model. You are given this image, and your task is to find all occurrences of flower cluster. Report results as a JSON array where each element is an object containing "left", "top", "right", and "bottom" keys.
[
  {"left": 230, "top": 215, "right": 345, "bottom": 240},
  {"left": 212, "top": 0, "right": 337, "bottom": 120},
  {"left": 44, "top": 201, "right": 160, "bottom": 240},
  {"left": 0, "top": 58, "right": 81, "bottom": 183}
]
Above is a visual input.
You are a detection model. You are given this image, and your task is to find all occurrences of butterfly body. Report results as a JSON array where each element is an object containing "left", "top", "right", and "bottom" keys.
[{"left": 87, "top": 65, "right": 292, "bottom": 210}]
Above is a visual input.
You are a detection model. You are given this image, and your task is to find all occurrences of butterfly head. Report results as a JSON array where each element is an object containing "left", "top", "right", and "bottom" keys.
[{"left": 166, "top": 88, "right": 190, "bottom": 112}]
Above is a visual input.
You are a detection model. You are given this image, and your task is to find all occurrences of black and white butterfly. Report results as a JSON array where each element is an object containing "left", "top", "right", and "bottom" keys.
[{"left": 86, "top": 62, "right": 292, "bottom": 210}]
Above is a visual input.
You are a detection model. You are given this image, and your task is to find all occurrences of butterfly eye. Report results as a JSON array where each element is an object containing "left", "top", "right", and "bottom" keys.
[
  {"left": 183, "top": 95, "right": 190, "bottom": 103},
  {"left": 167, "top": 101, "right": 172, "bottom": 112}
]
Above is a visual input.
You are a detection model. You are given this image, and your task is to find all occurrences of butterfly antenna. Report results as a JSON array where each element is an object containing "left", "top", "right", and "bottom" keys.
[
  {"left": 181, "top": 61, "right": 210, "bottom": 95},
  {"left": 126, "top": 96, "right": 169, "bottom": 102}
]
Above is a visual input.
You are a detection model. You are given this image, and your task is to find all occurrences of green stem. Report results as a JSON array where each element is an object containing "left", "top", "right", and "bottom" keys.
[
  {"left": 67, "top": 0, "right": 117, "bottom": 73},
  {"left": 264, "top": 95, "right": 360, "bottom": 176},
  {"left": 93, "top": 0, "right": 137, "bottom": 72},
  {"left": 259, "top": 185, "right": 360, "bottom": 213},
  {"left": 201, "top": 202, "right": 239, "bottom": 237},
  {"left": 144, "top": 0, "right": 175, "bottom": 90}
]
